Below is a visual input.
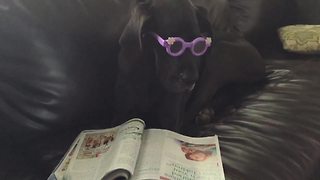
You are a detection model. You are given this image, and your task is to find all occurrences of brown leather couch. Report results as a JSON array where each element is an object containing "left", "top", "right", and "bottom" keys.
[{"left": 0, "top": 0, "right": 319, "bottom": 179}]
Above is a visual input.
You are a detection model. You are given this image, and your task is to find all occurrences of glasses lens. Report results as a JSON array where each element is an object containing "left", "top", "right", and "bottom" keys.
[
  {"left": 193, "top": 39, "right": 207, "bottom": 55},
  {"left": 169, "top": 40, "right": 183, "bottom": 54}
]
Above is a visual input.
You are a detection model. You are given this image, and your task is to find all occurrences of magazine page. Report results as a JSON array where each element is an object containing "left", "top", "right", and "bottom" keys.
[
  {"left": 159, "top": 130, "right": 225, "bottom": 180},
  {"left": 48, "top": 135, "right": 81, "bottom": 180},
  {"left": 131, "top": 129, "right": 166, "bottom": 180},
  {"left": 63, "top": 118, "right": 145, "bottom": 180},
  {"left": 102, "top": 118, "right": 145, "bottom": 179},
  {"left": 132, "top": 129, "right": 225, "bottom": 180}
]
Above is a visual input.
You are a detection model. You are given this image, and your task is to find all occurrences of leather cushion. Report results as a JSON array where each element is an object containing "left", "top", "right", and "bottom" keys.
[
  {"left": 294, "top": 0, "right": 320, "bottom": 24},
  {"left": 18, "top": 59, "right": 320, "bottom": 180},
  {"left": 0, "top": 0, "right": 116, "bottom": 145},
  {"left": 198, "top": 59, "right": 320, "bottom": 180}
]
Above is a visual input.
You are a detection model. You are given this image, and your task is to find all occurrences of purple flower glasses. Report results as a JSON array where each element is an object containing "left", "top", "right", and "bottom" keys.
[{"left": 151, "top": 32, "right": 212, "bottom": 57}]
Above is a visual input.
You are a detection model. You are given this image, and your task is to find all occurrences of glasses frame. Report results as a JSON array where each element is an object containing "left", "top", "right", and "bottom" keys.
[{"left": 151, "top": 32, "right": 212, "bottom": 57}]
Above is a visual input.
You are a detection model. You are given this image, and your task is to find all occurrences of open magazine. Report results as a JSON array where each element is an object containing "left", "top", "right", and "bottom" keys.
[{"left": 48, "top": 118, "right": 225, "bottom": 180}]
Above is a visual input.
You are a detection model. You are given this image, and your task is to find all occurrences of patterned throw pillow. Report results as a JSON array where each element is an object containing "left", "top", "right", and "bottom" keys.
[{"left": 278, "top": 25, "right": 320, "bottom": 54}]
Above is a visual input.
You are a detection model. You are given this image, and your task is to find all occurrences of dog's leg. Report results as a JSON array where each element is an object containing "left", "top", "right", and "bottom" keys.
[
  {"left": 183, "top": 67, "right": 222, "bottom": 134},
  {"left": 113, "top": 72, "right": 150, "bottom": 126},
  {"left": 155, "top": 92, "right": 190, "bottom": 133},
  {"left": 183, "top": 37, "right": 265, "bottom": 133}
]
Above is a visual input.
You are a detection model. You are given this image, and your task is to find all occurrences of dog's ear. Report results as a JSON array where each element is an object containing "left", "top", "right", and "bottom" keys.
[
  {"left": 119, "top": 1, "right": 151, "bottom": 51},
  {"left": 118, "top": 1, "right": 152, "bottom": 74},
  {"left": 115, "top": 1, "right": 153, "bottom": 123},
  {"left": 195, "top": 6, "right": 212, "bottom": 36}
]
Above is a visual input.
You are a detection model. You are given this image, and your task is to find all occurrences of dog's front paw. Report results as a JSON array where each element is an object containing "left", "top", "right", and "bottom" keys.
[{"left": 195, "top": 108, "right": 215, "bottom": 125}]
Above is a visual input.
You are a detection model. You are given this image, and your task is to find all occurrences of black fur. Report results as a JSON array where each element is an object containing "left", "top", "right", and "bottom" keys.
[
  {"left": 183, "top": 32, "right": 265, "bottom": 132},
  {"left": 114, "top": 0, "right": 212, "bottom": 131},
  {"left": 183, "top": 0, "right": 266, "bottom": 133}
]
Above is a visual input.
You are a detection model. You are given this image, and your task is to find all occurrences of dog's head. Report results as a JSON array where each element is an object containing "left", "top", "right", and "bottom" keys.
[{"left": 119, "top": 0, "right": 211, "bottom": 93}]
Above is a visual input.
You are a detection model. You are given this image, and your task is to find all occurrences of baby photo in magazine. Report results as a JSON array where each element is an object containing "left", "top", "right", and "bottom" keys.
[
  {"left": 159, "top": 134, "right": 224, "bottom": 180},
  {"left": 178, "top": 141, "right": 217, "bottom": 162}
]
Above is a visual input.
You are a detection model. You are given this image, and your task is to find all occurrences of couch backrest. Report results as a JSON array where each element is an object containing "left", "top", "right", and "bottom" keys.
[{"left": 228, "top": 0, "right": 320, "bottom": 57}]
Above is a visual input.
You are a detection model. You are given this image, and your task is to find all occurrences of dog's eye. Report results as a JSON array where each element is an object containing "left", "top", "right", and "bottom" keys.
[
  {"left": 169, "top": 41, "right": 183, "bottom": 54},
  {"left": 193, "top": 40, "right": 207, "bottom": 54}
]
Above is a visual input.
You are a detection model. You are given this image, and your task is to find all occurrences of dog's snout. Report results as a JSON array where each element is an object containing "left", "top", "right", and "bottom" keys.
[
  {"left": 177, "top": 72, "right": 197, "bottom": 92},
  {"left": 179, "top": 72, "right": 198, "bottom": 86},
  {"left": 179, "top": 72, "right": 189, "bottom": 81},
  {"left": 178, "top": 70, "right": 198, "bottom": 83}
]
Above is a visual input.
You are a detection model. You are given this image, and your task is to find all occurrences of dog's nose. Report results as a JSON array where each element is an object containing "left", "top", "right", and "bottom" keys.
[
  {"left": 179, "top": 72, "right": 188, "bottom": 81},
  {"left": 178, "top": 72, "right": 198, "bottom": 85}
]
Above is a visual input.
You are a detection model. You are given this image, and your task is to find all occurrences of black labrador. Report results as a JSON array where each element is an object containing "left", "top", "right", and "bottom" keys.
[
  {"left": 182, "top": 0, "right": 266, "bottom": 133},
  {"left": 113, "top": 0, "right": 212, "bottom": 131},
  {"left": 0, "top": 0, "right": 265, "bottom": 134}
]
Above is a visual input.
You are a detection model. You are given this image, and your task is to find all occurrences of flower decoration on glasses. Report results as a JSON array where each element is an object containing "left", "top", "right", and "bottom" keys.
[{"left": 151, "top": 32, "right": 212, "bottom": 57}]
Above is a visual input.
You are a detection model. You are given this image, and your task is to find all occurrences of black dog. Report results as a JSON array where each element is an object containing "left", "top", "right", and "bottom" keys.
[
  {"left": 183, "top": 33, "right": 266, "bottom": 129},
  {"left": 182, "top": 0, "right": 266, "bottom": 133},
  {"left": 114, "top": 0, "right": 212, "bottom": 131},
  {"left": 0, "top": 0, "right": 265, "bottom": 134}
]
